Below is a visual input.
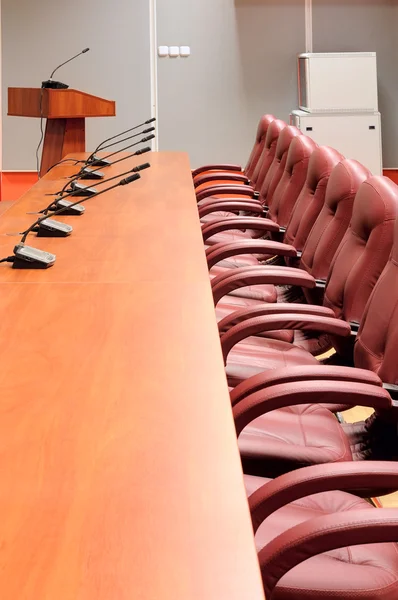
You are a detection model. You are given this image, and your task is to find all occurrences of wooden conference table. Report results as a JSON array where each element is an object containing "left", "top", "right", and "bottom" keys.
[{"left": 0, "top": 153, "right": 265, "bottom": 599}]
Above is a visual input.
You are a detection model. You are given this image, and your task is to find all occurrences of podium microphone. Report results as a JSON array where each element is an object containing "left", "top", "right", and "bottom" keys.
[
  {"left": 42, "top": 48, "right": 90, "bottom": 89},
  {"left": 86, "top": 117, "right": 156, "bottom": 166},
  {"left": 0, "top": 173, "right": 142, "bottom": 269}
]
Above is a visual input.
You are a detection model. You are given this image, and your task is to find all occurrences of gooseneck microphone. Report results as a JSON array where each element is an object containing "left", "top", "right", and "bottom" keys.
[
  {"left": 90, "top": 127, "right": 155, "bottom": 156},
  {"left": 86, "top": 117, "right": 156, "bottom": 166},
  {"left": 76, "top": 134, "right": 155, "bottom": 178},
  {"left": 20, "top": 173, "right": 141, "bottom": 243},
  {"left": 42, "top": 48, "right": 90, "bottom": 89},
  {"left": 40, "top": 163, "right": 151, "bottom": 215},
  {"left": 55, "top": 143, "right": 152, "bottom": 198},
  {"left": 0, "top": 173, "right": 142, "bottom": 270}
]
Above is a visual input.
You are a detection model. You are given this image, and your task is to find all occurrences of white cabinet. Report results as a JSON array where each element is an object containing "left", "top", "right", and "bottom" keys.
[
  {"left": 298, "top": 52, "right": 378, "bottom": 113},
  {"left": 290, "top": 110, "right": 383, "bottom": 175}
]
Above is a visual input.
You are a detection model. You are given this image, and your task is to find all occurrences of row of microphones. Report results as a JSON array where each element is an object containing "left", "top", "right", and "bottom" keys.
[
  {"left": 75, "top": 133, "right": 155, "bottom": 180},
  {"left": 86, "top": 117, "right": 156, "bottom": 166},
  {"left": 36, "top": 162, "right": 151, "bottom": 216},
  {"left": 55, "top": 141, "right": 153, "bottom": 198},
  {"left": 6, "top": 169, "right": 146, "bottom": 269}
]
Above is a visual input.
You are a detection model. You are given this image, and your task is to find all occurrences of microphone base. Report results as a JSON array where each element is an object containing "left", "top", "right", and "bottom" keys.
[
  {"left": 86, "top": 156, "right": 112, "bottom": 167},
  {"left": 41, "top": 79, "right": 69, "bottom": 90},
  {"left": 13, "top": 244, "right": 56, "bottom": 269},
  {"left": 69, "top": 182, "right": 97, "bottom": 196},
  {"left": 36, "top": 219, "right": 73, "bottom": 238},
  {"left": 80, "top": 168, "right": 105, "bottom": 180},
  {"left": 53, "top": 199, "right": 86, "bottom": 215}
]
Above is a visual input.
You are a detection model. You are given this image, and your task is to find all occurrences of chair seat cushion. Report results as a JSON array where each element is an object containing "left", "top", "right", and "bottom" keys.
[
  {"left": 226, "top": 337, "right": 319, "bottom": 388},
  {"left": 205, "top": 230, "right": 252, "bottom": 246},
  {"left": 239, "top": 404, "right": 353, "bottom": 478},
  {"left": 200, "top": 211, "right": 237, "bottom": 224},
  {"left": 245, "top": 474, "right": 398, "bottom": 600}
]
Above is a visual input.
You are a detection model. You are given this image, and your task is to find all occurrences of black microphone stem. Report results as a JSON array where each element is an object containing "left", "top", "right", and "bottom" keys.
[
  {"left": 41, "top": 166, "right": 143, "bottom": 214},
  {"left": 50, "top": 48, "right": 90, "bottom": 79},
  {"left": 21, "top": 175, "right": 141, "bottom": 243},
  {"left": 87, "top": 117, "right": 156, "bottom": 161},
  {"left": 57, "top": 143, "right": 151, "bottom": 197}
]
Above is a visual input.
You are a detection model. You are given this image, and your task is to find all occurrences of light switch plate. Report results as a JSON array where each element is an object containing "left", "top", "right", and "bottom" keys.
[
  {"left": 180, "top": 46, "right": 191, "bottom": 57},
  {"left": 158, "top": 46, "right": 169, "bottom": 57},
  {"left": 169, "top": 46, "right": 180, "bottom": 58}
]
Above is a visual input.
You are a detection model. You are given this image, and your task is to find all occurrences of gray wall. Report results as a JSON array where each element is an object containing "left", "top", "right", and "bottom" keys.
[
  {"left": 312, "top": 0, "right": 398, "bottom": 168},
  {"left": 156, "top": 0, "right": 305, "bottom": 168},
  {"left": 2, "top": 0, "right": 151, "bottom": 170},
  {"left": 2, "top": 0, "right": 398, "bottom": 170}
]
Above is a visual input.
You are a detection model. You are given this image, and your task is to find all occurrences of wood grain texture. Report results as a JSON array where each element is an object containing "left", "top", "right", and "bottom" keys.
[
  {"left": 8, "top": 88, "right": 115, "bottom": 176},
  {"left": 40, "top": 118, "right": 85, "bottom": 176},
  {"left": 0, "top": 152, "right": 264, "bottom": 600},
  {"left": 8, "top": 88, "right": 116, "bottom": 118}
]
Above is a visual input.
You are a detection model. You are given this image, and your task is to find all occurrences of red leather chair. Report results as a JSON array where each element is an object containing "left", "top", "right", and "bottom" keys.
[
  {"left": 207, "top": 145, "right": 344, "bottom": 279},
  {"left": 215, "top": 177, "right": 398, "bottom": 388},
  {"left": 227, "top": 207, "right": 398, "bottom": 476},
  {"left": 200, "top": 125, "right": 301, "bottom": 228},
  {"left": 208, "top": 159, "right": 369, "bottom": 303},
  {"left": 196, "top": 119, "right": 287, "bottom": 214},
  {"left": 209, "top": 160, "right": 369, "bottom": 356},
  {"left": 202, "top": 135, "right": 317, "bottom": 252},
  {"left": 209, "top": 146, "right": 345, "bottom": 339},
  {"left": 246, "top": 462, "right": 398, "bottom": 599},
  {"left": 192, "top": 114, "right": 275, "bottom": 188},
  {"left": 202, "top": 137, "right": 318, "bottom": 324}
]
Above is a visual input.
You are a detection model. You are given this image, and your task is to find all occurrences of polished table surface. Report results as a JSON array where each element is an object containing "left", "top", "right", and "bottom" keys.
[{"left": 0, "top": 153, "right": 264, "bottom": 599}]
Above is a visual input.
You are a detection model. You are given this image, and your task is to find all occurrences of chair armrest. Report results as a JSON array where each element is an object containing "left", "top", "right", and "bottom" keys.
[
  {"left": 249, "top": 461, "right": 398, "bottom": 532},
  {"left": 233, "top": 380, "right": 392, "bottom": 437},
  {"left": 196, "top": 185, "right": 255, "bottom": 202},
  {"left": 211, "top": 266, "right": 316, "bottom": 306},
  {"left": 192, "top": 164, "right": 242, "bottom": 178},
  {"left": 221, "top": 313, "right": 351, "bottom": 363},
  {"left": 260, "top": 508, "right": 398, "bottom": 598},
  {"left": 231, "top": 365, "right": 383, "bottom": 407},
  {"left": 202, "top": 217, "right": 280, "bottom": 243},
  {"left": 218, "top": 303, "right": 336, "bottom": 335},
  {"left": 194, "top": 172, "right": 250, "bottom": 188},
  {"left": 199, "top": 201, "right": 263, "bottom": 219},
  {"left": 206, "top": 240, "right": 297, "bottom": 269}
]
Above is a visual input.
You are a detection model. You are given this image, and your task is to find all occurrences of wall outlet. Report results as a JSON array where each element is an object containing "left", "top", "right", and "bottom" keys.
[
  {"left": 168, "top": 46, "right": 180, "bottom": 58},
  {"left": 158, "top": 46, "right": 169, "bottom": 57}
]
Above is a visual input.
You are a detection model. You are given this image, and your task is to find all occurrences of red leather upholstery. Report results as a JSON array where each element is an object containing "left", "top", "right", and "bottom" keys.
[
  {"left": 251, "top": 119, "right": 287, "bottom": 192},
  {"left": 355, "top": 200, "right": 398, "bottom": 383},
  {"left": 300, "top": 159, "right": 371, "bottom": 284},
  {"left": 207, "top": 158, "right": 368, "bottom": 310},
  {"left": 208, "top": 135, "right": 317, "bottom": 302},
  {"left": 232, "top": 379, "right": 392, "bottom": 476},
  {"left": 258, "top": 125, "right": 301, "bottom": 210},
  {"left": 282, "top": 146, "right": 344, "bottom": 252},
  {"left": 228, "top": 212, "right": 398, "bottom": 469},
  {"left": 218, "top": 176, "right": 398, "bottom": 387},
  {"left": 325, "top": 176, "right": 398, "bottom": 358},
  {"left": 199, "top": 119, "right": 287, "bottom": 237},
  {"left": 265, "top": 135, "right": 317, "bottom": 230},
  {"left": 245, "top": 463, "right": 398, "bottom": 599},
  {"left": 245, "top": 114, "right": 276, "bottom": 180},
  {"left": 192, "top": 114, "right": 275, "bottom": 183}
]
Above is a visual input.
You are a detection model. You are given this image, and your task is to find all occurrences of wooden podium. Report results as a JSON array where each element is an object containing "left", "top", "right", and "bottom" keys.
[{"left": 8, "top": 88, "right": 116, "bottom": 176}]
